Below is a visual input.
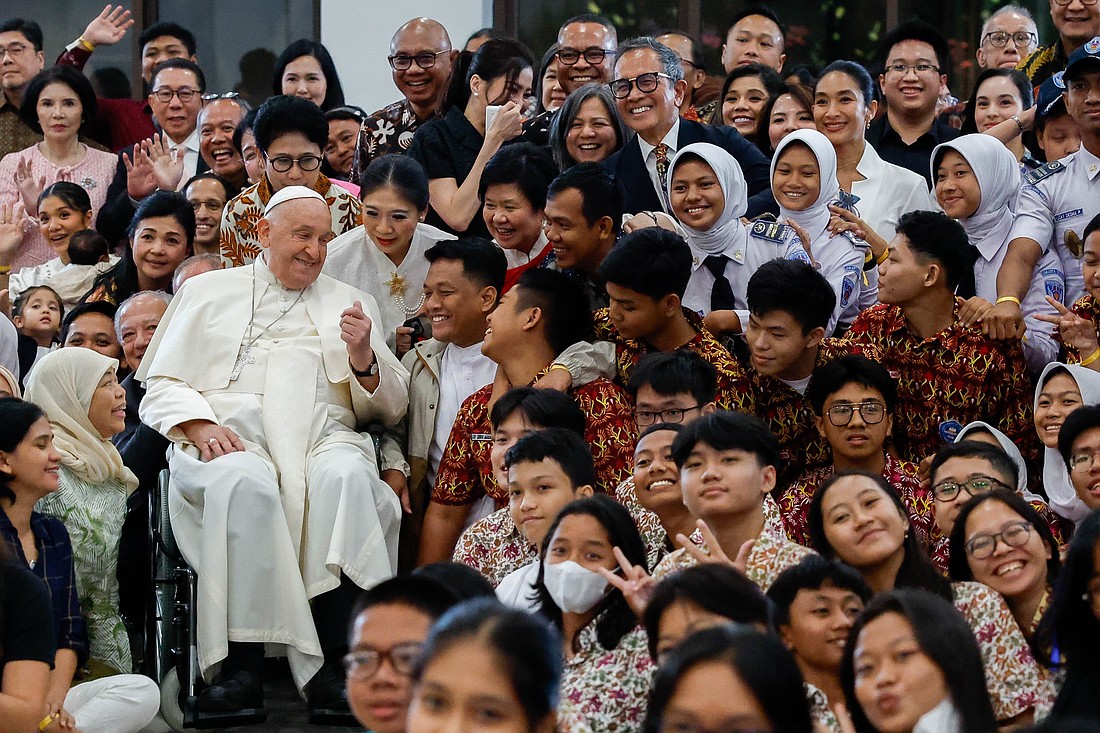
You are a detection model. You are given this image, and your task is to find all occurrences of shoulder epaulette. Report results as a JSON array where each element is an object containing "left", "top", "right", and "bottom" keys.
[
  {"left": 1024, "top": 160, "right": 1066, "bottom": 186},
  {"left": 749, "top": 220, "right": 792, "bottom": 243}
]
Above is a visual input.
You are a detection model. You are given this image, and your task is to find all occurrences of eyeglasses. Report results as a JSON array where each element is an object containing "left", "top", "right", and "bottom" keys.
[
  {"left": 557, "top": 46, "right": 607, "bottom": 66},
  {"left": 342, "top": 643, "right": 422, "bottom": 680},
  {"left": 388, "top": 50, "right": 449, "bottom": 71},
  {"left": 825, "top": 400, "right": 886, "bottom": 427},
  {"left": 965, "top": 521, "right": 1034, "bottom": 559},
  {"left": 884, "top": 64, "right": 941, "bottom": 76},
  {"left": 634, "top": 405, "right": 703, "bottom": 426},
  {"left": 265, "top": 154, "right": 323, "bottom": 172},
  {"left": 609, "top": 71, "right": 674, "bottom": 99},
  {"left": 0, "top": 43, "right": 31, "bottom": 59},
  {"left": 1054, "top": 0, "right": 1098, "bottom": 5},
  {"left": 1070, "top": 448, "right": 1100, "bottom": 472},
  {"left": 200, "top": 91, "right": 241, "bottom": 102},
  {"left": 931, "top": 476, "right": 1007, "bottom": 502},
  {"left": 151, "top": 87, "right": 200, "bottom": 103},
  {"left": 981, "top": 31, "right": 1038, "bottom": 48}
]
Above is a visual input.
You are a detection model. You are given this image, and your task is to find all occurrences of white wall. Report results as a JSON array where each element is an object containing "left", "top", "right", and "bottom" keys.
[{"left": 321, "top": 0, "right": 492, "bottom": 114}]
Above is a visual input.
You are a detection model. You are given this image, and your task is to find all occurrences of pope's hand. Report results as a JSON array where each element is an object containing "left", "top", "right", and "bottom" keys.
[
  {"left": 179, "top": 419, "right": 245, "bottom": 461},
  {"left": 341, "top": 300, "right": 375, "bottom": 373}
]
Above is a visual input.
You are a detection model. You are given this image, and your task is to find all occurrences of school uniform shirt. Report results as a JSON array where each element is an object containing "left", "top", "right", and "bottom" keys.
[
  {"left": 1010, "top": 146, "right": 1100, "bottom": 307},
  {"left": 429, "top": 342, "right": 496, "bottom": 487},
  {"left": 452, "top": 507, "right": 535, "bottom": 587},
  {"left": 612, "top": 476, "right": 672, "bottom": 571},
  {"left": 844, "top": 299, "right": 1038, "bottom": 465},
  {"left": 1069, "top": 294, "right": 1100, "bottom": 364},
  {"left": 495, "top": 560, "right": 540, "bottom": 611},
  {"left": 559, "top": 622, "right": 653, "bottom": 733}
]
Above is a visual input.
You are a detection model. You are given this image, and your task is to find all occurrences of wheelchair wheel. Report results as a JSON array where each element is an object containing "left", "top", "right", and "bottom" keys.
[{"left": 160, "top": 666, "right": 186, "bottom": 732}]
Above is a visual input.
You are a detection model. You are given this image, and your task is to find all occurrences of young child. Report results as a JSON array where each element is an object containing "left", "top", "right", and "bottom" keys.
[
  {"left": 495, "top": 428, "right": 595, "bottom": 610},
  {"left": 12, "top": 285, "right": 63, "bottom": 382}
]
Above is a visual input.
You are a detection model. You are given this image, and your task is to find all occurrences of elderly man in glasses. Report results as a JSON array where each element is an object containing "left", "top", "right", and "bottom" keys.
[
  {"left": 219, "top": 94, "right": 361, "bottom": 266},
  {"left": 350, "top": 17, "right": 457, "bottom": 181},
  {"left": 1021, "top": 0, "right": 1100, "bottom": 85},
  {"left": 976, "top": 6, "right": 1040, "bottom": 69}
]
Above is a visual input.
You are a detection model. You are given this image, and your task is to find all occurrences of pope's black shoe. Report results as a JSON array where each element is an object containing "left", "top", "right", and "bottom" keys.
[
  {"left": 194, "top": 642, "right": 265, "bottom": 717},
  {"left": 306, "top": 657, "right": 356, "bottom": 725}
]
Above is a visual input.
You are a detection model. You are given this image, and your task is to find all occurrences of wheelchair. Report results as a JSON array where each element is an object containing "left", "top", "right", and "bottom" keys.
[{"left": 147, "top": 469, "right": 268, "bottom": 729}]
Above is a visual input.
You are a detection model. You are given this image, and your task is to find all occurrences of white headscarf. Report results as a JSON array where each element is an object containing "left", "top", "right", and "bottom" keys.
[
  {"left": 24, "top": 348, "right": 138, "bottom": 493},
  {"left": 665, "top": 142, "right": 750, "bottom": 255},
  {"left": 955, "top": 420, "right": 1036, "bottom": 500},
  {"left": 1035, "top": 362, "right": 1100, "bottom": 524},
  {"left": 931, "top": 134, "right": 1019, "bottom": 260},
  {"left": 771, "top": 128, "right": 840, "bottom": 243}
]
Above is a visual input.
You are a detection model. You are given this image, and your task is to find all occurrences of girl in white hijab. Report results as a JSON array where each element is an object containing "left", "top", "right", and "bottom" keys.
[
  {"left": 771, "top": 129, "right": 872, "bottom": 334},
  {"left": 23, "top": 347, "right": 138, "bottom": 673},
  {"left": 932, "top": 134, "right": 1064, "bottom": 372},
  {"left": 1033, "top": 362, "right": 1100, "bottom": 524}
]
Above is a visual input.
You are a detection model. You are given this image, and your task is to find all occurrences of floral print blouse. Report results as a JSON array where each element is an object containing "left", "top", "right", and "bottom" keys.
[{"left": 559, "top": 622, "right": 654, "bottom": 733}]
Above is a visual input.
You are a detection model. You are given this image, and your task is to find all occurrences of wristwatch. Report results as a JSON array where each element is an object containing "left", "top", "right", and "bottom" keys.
[{"left": 352, "top": 357, "right": 379, "bottom": 377}]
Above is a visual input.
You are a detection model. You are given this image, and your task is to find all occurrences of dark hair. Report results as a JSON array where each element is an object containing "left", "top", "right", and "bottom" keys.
[
  {"left": 0, "top": 398, "right": 48, "bottom": 503},
  {"left": 961, "top": 68, "right": 1034, "bottom": 135},
  {"left": 767, "top": 555, "right": 873, "bottom": 626},
  {"left": 640, "top": 422, "right": 684, "bottom": 441},
  {"left": 67, "top": 230, "right": 109, "bottom": 266},
  {"left": 947, "top": 488, "right": 1060, "bottom": 585},
  {"left": 478, "top": 143, "right": 559, "bottom": 210},
  {"left": 807, "top": 354, "right": 897, "bottom": 415},
  {"left": 359, "top": 154, "right": 429, "bottom": 210},
  {"left": 91, "top": 67, "right": 130, "bottom": 100},
  {"left": 12, "top": 285, "right": 62, "bottom": 322},
  {"left": 754, "top": 82, "right": 814, "bottom": 154},
  {"left": 1085, "top": 212, "right": 1100, "bottom": 244},
  {"left": 464, "top": 28, "right": 497, "bottom": 48},
  {"left": 710, "top": 62, "right": 785, "bottom": 126},
  {"left": 512, "top": 269, "right": 592, "bottom": 354},
  {"left": 671, "top": 410, "right": 779, "bottom": 469},
  {"left": 546, "top": 163, "right": 622, "bottom": 234},
  {"left": 231, "top": 106, "right": 259, "bottom": 157},
  {"left": 504, "top": 427, "right": 597, "bottom": 489},
  {"left": 61, "top": 300, "right": 117, "bottom": 345},
  {"left": 37, "top": 181, "right": 92, "bottom": 215},
  {"left": 272, "top": 39, "right": 346, "bottom": 111},
  {"left": 253, "top": 94, "right": 329, "bottom": 154},
  {"left": 535, "top": 496, "right": 647, "bottom": 652},
  {"left": 425, "top": 237, "right": 507, "bottom": 295},
  {"left": 895, "top": 210, "right": 976, "bottom": 292},
  {"left": 930, "top": 439, "right": 1019, "bottom": 490},
  {"left": 413, "top": 598, "right": 562, "bottom": 730},
  {"left": 325, "top": 105, "right": 367, "bottom": 125},
  {"left": 643, "top": 565, "right": 771, "bottom": 658},
  {"left": 349, "top": 575, "right": 459, "bottom": 640},
  {"left": 598, "top": 227, "right": 692, "bottom": 300},
  {"left": 841, "top": 589, "right": 997, "bottom": 733},
  {"left": 411, "top": 562, "right": 496, "bottom": 601},
  {"left": 785, "top": 63, "right": 818, "bottom": 86},
  {"left": 549, "top": 84, "right": 628, "bottom": 169},
  {"left": 646, "top": 625, "right": 812, "bottom": 733},
  {"left": 0, "top": 19, "right": 43, "bottom": 51},
  {"left": 20, "top": 66, "right": 98, "bottom": 134},
  {"left": 808, "top": 471, "right": 953, "bottom": 599},
  {"left": 747, "top": 258, "right": 835, "bottom": 333},
  {"left": 627, "top": 350, "right": 718, "bottom": 405},
  {"left": 1035, "top": 511, "right": 1100, "bottom": 671},
  {"left": 877, "top": 20, "right": 951, "bottom": 81},
  {"left": 183, "top": 171, "right": 241, "bottom": 203},
  {"left": 139, "top": 22, "right": 196, "bottom": 56},
  {"left": 534, "top": 44, "right": 561, "bottom": 117},
  {"left": 727, "top": 5, "right": 787, "bottom": 40},
  {"left": 446, "top": 38, "right": 534, "bottom": 112},
  {"left": 1059, "top": 405, "right": 1100, "bottom": 468},
  {"left": 818, "top": 59, "right": 877, "bottom": 107},
  {"left": 150, "top": 58, "right": 206, "bottom": 93},
  {"left": 488, "top": 386, "right": 586, "bottom": 437}
]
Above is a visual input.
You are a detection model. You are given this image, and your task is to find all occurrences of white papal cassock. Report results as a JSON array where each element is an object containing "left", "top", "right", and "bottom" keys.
[{"left": 137, "top": 255, "right": 410, "bottom": 691}]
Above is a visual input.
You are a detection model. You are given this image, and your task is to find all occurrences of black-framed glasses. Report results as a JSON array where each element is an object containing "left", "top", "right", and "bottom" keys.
[
  {"left": 931, "top": 476, "right": 1007, "bottom": 501},
  {"left": 609, "top": 72, "right": 674, "bottom": 99},
  {"left": 884, "top": 64, "right": 941, "bottom": 76},
  {"left": 201, "top": 91, "right": 241, "bottom": 102},
  {"left": 388, "top": 50, "right": 449, "bottom": 71},
  {"left": 634, "top": 405, "right": 703, "bottom": 426},
  {"left": 825, "top": 400, "right": 886, "bottom": 427},
  {"left": 342, "top": 642, "right": 422, "bottom": 680},
  {"left": 557, "top": 46, "right": 607, "bottom": 66},
  {"left": 0, "top": 43, "right": 31, "bottom": 59},
  {"left": 151, "top": 87, "right": 200, "bottom": 103},
  {"left": 981, "top": 31, "right": 1038, "bottom": 48},
  {"left": 265, "top": 154, "right": 323, "bottom": 172},
  {"left": 965, "top": 521, "right": 1034, "bottom": 559},
  {"left": 1054, "top": 0, "right": 1097, "bottom": 5}
]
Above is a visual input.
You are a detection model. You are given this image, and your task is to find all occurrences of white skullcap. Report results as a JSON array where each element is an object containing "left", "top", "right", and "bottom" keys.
[{"left": 263, "top": 185, "right": 327, "bottom": 215}]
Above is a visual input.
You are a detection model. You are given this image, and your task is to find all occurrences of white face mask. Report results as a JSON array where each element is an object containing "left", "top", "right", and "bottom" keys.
[{"left": 542, "top": 559, "right": 610, "bottom": 614}]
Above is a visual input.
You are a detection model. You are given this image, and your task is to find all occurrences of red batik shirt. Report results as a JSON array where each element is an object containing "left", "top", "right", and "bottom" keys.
[
  {"left": 592, "top": 307, "right": 754, "bottom": 412},
  {"left": 431, "top": 377, "right": 636, "bottom": 507},
  {"left": 845, "top": 300, "right": 1038, "bottom": 465},
  {"left": 1068, "top": 293, "right": 1100, "bottom": 363},
  {"left": 779, "top": 453, "right": 936, "bottom": 552}
]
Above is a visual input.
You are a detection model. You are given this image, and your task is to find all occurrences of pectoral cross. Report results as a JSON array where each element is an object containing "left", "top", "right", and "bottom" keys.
[{"left": 230, "top": 346, "right": 255, "bottom": 381}]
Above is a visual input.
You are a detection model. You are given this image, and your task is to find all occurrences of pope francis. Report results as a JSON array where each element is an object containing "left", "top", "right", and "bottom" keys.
[{"left": 137, "top": 186, "right": 409, "bottom": 719}]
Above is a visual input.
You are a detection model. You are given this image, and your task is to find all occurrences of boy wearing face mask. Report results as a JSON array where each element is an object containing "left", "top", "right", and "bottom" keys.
[{"left": 495, "top": 429, "right": 596, "bottom": 610}]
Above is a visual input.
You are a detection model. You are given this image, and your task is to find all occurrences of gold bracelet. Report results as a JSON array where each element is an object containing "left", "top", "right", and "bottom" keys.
[
  {"left": 549, "top": 364, "right": 571, "bottom": 375},
  {"left": 1081, "top": 348, "right": 1100, "bottom": 367},
  {"left": 875, "top": 247, "right": 890, "bottom": 265},
  {"left": 0, "top": 265, "right": 11, "bottom": 274},
  {"left": 995, "top": 296, "right": 1021, "bottom": 306},
  {"left": 38, "top": 713, "right": 58, "bottom": 732},
  {"left": 77, "top": 36, "right": 95, "bottom": 52}
]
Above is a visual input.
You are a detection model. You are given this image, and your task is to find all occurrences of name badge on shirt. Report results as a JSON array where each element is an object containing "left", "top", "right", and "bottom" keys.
[
  {"left": 939, "top": 420, "right": 963, "bottom": 444},
  {"left": 750, "top": 220, "right": 791, "bottom": 244},
  {"left": 1055, "top": 208, "right": 1084, "bottom": 223},
  {"left": 471, "top": 433, "right": 492, "bottom": 442},
  {"left": 1024, "top": 160, "right": 1065, "bottom": 186}
]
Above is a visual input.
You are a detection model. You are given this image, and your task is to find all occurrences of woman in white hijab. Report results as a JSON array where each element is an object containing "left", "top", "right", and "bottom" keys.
[
  {"left": 24, "top": 347, "right": 139, "bottom": 673},
  {"left": 1033, "top": 362, "right": 1100, "bottom": 524},
  {"left": 771, "top": 128, "right": 873, "bottom": 334},
  {"left": 932, "top": 134, "right": 1064, "bottom": 372}
]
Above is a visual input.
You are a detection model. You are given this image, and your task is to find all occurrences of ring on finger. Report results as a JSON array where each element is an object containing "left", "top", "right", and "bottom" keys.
[{"left": 207, "top": 437, "right": 219, "bottom": 445}]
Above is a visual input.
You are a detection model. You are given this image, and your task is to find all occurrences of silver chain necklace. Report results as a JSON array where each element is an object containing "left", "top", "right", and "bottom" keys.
[{"left": 230, "top": 262, "right": 304, "bottom": 380}]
